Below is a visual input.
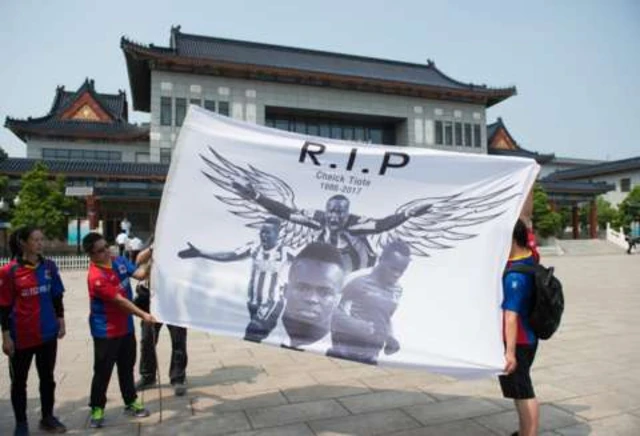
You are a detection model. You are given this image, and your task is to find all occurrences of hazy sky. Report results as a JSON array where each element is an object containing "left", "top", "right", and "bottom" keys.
[{"left": 1, "top": 0, "right": 638, "bottom": 160}]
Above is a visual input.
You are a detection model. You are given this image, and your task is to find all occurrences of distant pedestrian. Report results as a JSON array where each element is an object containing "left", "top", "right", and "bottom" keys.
[
  {"left": 115, "top": 230, "right": 129, "bottom": 257},
  {"left": 82, "top": 232, "right": 155, "bottom": 429},
  {"left": 0, "top": 226, "right": 68, "bottom": 435}
]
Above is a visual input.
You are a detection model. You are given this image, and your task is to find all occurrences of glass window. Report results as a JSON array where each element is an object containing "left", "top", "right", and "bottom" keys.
[
  {"left": 474, "top": 124, "right": 482, "bottom": 148},
  {"left": 160, "top": 97, "right": 172, "bottom": 126},
  {"left": 294, "top": 120, "right": 306, "bottom": 134},
  {"left": 354, "top": 127, "right": 365, "bottom": 141},
  {"left": 204, "top": 100, "right": 216, "bottom": 112},
  {"left": 455, "top": 123, "right": 462, "bottom": 146},
  {"left": 42, "top": 149, "right": 55, "bottom": 159},
  {"left": 319, "top": 124, "right": 331, "bottom": 138},
  {"left": 307, "top": 123, "right": 319, "bottom": 136},
  {"left": 96, "top": 151, "right": 110, "bottom": 161},
  {"left": 136, "top": 152, "right": 150, "bottom": 163},
  {"left": 331, "top": 125, "right": 342, "bottom": 139},
  {"left": 435, "top": 121, "right": 443, "bottom": 145},
  {"left": 160, "top": 148, "right": 172, "bottom": 164},
  {"left": 369, "top": 128, "right": 383, "bottom": 144},
  {"left": 109, "top": 151, "right": 122, "bottom": 161},
  {"left": 621, "top": 178, "right": 631, "bottom": 192},
  {"left": 189, "top": 98, "right": 201, "bottom": 107},
  {"left": 70, "top": 149, "right": 83, "bottom": 159},
  {"left": 265, "top": 118, "right": 275, "bottom": 128},
  {"left": 464, "top": 123, "right": 472, "bottom": 147},
  {"left": 175, "top": 98, "right": 187, "bottom": 126},
  {"left": 275, "top": 119, "right": 289, "bottom": 131},
  {"left": 444, "top": 122, "right": 453, "bottom": 145},
  {"left": 218, "top": 101, "right": 230, "bottom": 116},
  {"left": 342, "top": 127, "right": 354, "bottom": 140}
]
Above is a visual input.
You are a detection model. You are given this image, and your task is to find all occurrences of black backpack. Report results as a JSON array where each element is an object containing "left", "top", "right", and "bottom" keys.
[{"left": 506, "top": 263, "right": 564, "bottom": 340}]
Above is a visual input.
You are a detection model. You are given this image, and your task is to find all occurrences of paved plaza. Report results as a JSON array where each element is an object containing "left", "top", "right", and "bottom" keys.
[{"left": 1, "top": 247, "right": 639, "bottom": 435}]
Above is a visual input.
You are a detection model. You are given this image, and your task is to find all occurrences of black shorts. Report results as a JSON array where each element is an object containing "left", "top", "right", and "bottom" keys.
[{"left": 499, "top": 343, "right": 537, "bottom": 399}]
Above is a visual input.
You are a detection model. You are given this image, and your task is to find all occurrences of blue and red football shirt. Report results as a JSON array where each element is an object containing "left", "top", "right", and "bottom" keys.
[
  {"left": 0, "top": 258, "right": 65, "bottom": 350},
  {"left": 502, "top": 252, "right": 537, "bottom": 345},
  {"left": 87, "top": 256, "right": 136, "bottom": 338}
]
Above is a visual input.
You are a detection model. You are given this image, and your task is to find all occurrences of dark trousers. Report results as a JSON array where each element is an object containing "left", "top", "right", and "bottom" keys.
[
  {"left": 139, "top": 322, "right": 187, "bottom": 384},
  {"left": 90, "top": 334, "right": 137, "bottom": 409},
  {"left": 9, "top": 339, "right": 58, "bottom": 423}
]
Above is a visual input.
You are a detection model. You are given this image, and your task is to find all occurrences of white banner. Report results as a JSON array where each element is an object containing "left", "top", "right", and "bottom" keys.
[{"left": 152, "top": 107, "right": 539, "bottom": 377}]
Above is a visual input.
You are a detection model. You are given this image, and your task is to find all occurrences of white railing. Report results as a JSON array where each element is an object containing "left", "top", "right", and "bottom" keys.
[
  {"left": 0, "top": 255, "right": 89, "bottom": 270},
  {"left": 606, "top": 223, "right": 627, "bottom": 249}
]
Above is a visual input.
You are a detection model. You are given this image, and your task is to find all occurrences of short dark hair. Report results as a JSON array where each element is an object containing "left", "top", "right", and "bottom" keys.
[
  {"left": 513, "top": 219, "right": 529, "bottom": 248},
  {"left": 82, "top": 232, "right": 105, "bottom": 254},
  {"left": 264, "top": 217, "right": 281, "bottom": 229},
  {"left": 381, "top": 240, "right": 411, "bottom": 259},
  {"left": 292, "top": 242, "right": 344, "bottom": 270},
  {"left": 327, "top": 195, "right": 349, "bottom": 205}
]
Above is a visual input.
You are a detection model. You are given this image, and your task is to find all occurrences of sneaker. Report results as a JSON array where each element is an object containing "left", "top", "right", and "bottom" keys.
[
  {"left": 89, "top": 407, "right": 105, "bottom": 429},
  {"left": 13, "top": 421, "right": 29, "bottom": 436},
  {"left": 124, "top": 399, "right": 150, "bottom": 418},
  {"left": 39, "top": 416, "right": 67, "bottom": 433},
  {"left": 173, "top": 382, "right": 187, "bottom": 397},
  {"left": 135, "top": 378, "right": 156, "bottom": 391}
]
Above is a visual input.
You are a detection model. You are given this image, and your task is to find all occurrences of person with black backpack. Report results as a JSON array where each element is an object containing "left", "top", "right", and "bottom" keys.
[{"left": 500, "top": 219, "right": 540, "bottom": 436}]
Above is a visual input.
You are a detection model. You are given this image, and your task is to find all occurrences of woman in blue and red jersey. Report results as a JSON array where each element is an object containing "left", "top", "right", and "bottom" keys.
[{"left": 0, "top": 226, "right": 67, "bottom": 435}]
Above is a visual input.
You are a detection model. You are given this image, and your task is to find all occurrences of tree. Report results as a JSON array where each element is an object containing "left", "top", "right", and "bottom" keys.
[
  {"left": 618, "top": 186, "right": 640, "bottom": 233},
  {"left": 10, "top": 162, "right": 76, "bottom": 240},
  {"left": 595, "top": 196, "right": 619, "bottom": 230},
  {"left": 532, "top": 184, "right": 562, "bottom": 238}
]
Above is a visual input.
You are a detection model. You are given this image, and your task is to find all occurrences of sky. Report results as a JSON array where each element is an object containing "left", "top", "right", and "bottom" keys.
[{"left": 0, "top": 0, "right": 638, "bottom": 160}]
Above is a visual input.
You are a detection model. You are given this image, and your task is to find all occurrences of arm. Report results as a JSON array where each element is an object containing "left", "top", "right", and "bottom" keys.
[
  {"left": 0, "top": 267, "right": 15, "bottom": 355},
  {"left": 135, "top": 246, "right": 153, "bottom": 266},
  {"left": 503, "top": 310, "right": 518, "bottom": 374},
  {"left": 350, "top": 203, "right": 432, "bottom": 235},
  {"left": 112, "top": 293, "right": 156, "bottom": 323},
  {"left": 48, "top": 261, "right": 66, "bottom": 338}
]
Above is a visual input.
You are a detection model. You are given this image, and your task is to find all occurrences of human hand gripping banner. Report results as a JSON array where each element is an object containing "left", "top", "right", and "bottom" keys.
[{"left": 152, "top": 106, "right": 539, "bottom": 377}]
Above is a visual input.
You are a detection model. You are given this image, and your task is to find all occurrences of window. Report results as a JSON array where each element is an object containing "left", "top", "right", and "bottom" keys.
[
  {"left": 275, "top": 119, "right": 289, "bottom": 131},
  {"left": 369, "top": 128, "right": 383, "bottom": 144},
  {"left": 621, "top": 178, "right": 631, "bottom": 192},
  {"left": 160, "top": 97, "right": 172, "bottom": 126},
  {"left": 136, "top": 152, "right": 150, "bottom": 163},
  {"left": 444, "top": 122, "right": 453, "bottom": 145},
  {"left": 464, "top": 123, "right": 472, "bottom": 147},
  {"left": 42, "top": 148, "right": 122, "bottom": 162},
  {"left": 307, "top": 123, "right": 319, "bottom": 136},
  {"left": 175, "top": 98, "right": 187, "bottom": 126},
  {"left": 218, "top": 101, "right": 230, "bottom": 116},
  {"left": 435, "top": 121, "right": 443, "bottom": 145},
  {"left": 330, "top": 125, "right": 342, "bottom": 139},
  {"left": 204, "top": 100, "right": 216, "bottom": 112},
  {"left": 473, "top": 124, "right": 482, "bottom": 148},
  {"left": 454, "top": 122, "right": 462, "bottom": 146},
  {"left": 294, "top": 120, "right": 306, "bottom": 134},
  {"left": 189, "top": 98, "right": 201, "bottom": 107},
  {"left": 160, "top": 148, "right": 172, "bottom": 164}
]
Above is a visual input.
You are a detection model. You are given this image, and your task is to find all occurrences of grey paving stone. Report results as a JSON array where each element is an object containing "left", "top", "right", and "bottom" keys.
[
  {"left": 282, "top": 380, "right": 372, "bottom": 403},
  {"left": 389, "top": 419, "right": 496, "bottom": 436},
  {"left": 338, "top": 389, "right": 435, "bottom": 414},
  {"left": 403, "top": 397, "right": 503, "bottom": 425},
  {"left": 246, "top": 399, "right": 349, "bottom": 429},
  {"left": 226, "top": 423, "right": 315, "bottom": 436},
  {"left": 139, "top": 411, "right": 251, "bottom": 435},
  {"left": 309, "top": 409, "right": 420, "bottom": 435},
  {"left": 475, "top": 404, "right": 584, "bottom": 434},
  {"left": 555, "top": 391, "right": 638, "bottom": 421},
  {"left": 191, "top": 390, "right": 288, "bottom": 413},
  {"left": 555, "top": 413, "right": 640, "bottom": 435}
]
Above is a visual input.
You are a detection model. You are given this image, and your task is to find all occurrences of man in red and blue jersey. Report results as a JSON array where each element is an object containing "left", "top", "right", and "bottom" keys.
[
  {"left": 82, "top": 232, "right": 155, "bottom": 429},
  {"left": 500, "top": 219, "right": 539, "bottom": 436}
]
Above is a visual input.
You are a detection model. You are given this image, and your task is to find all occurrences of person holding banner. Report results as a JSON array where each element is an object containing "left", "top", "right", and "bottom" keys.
[
  {"left": 178, "top": 218, "right": 293, "bottom": 343},
  {"left": 0, "top": 226, "right": 68, "bottom": 435},
  {"left": 82, "top": 232, "right": 155, "bottom": 429},
  {"left": 500, "top": 219, "right": 539, "bottom": 436},
  {"left": 279, "top": 242, "right": 345, "bottom": 351},
  {"left": 327, "top": 240, "right": 411, "bottom": 365}
]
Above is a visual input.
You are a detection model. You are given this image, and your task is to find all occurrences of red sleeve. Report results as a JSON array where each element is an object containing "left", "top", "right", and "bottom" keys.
[
  {"left": 90, "top": 275, "right": 119, "bottom": 301},
  {"left": 0, "top": 265, "right": 13, "bottom": 306}
]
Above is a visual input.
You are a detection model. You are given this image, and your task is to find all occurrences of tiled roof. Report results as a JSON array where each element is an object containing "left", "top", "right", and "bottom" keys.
[
  {"left": 122, "top": 26, "right": 516, "bottom": 111},
  {"left": 545, "top": 156, "right": 640, "bottom": 180},
  {"left": 4, "top": 79, "right": 147, "bottom": 142},
  {"left": 0, "top": 158, "right": 168, "bottom": 179},
  {"left": 539, "top": 179, "right": 615, "bottom": 195},
  {"left": 486, "top": 118, "right": 554, "bottom": 164}
]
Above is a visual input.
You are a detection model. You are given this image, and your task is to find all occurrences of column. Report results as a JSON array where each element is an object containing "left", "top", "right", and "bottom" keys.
[
  {"left": 572, "top": 205, "right": 580, "bottom": 239},
  {"left": 589, "top": 199, "right": 598, "bottom": 239},
  {"left": 86, "top": 195, "right": 99, "bottom": 230}
]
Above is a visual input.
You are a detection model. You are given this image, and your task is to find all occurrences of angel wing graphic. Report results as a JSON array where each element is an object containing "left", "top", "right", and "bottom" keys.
[{"left": 199, "top": 147, "right": 520, "bottom": 264}]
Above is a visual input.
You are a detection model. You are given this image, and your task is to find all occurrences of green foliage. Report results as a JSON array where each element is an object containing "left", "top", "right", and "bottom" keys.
[
  {"left": 595, "top": 197, "right": 619, "bottom": 230},
  {"left": 532, "top": 184, "right": 563, "bottom": 238},
  {"left": 618, "top": 186, "right": 640, "bottom": 232},
  {"left": 10, "top": 162, "right": 76, "bottom": 240}
]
